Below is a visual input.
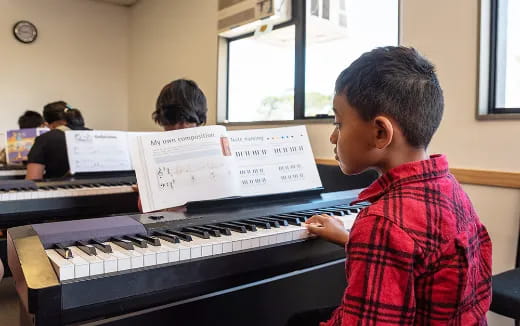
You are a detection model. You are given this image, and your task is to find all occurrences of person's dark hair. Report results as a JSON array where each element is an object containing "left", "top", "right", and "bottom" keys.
[
  {"left": 18, "top": 110, "right": 44, "bottom": 129},
  {"left": 153, "top": 79, "right": 207, "bottom": 127},
  {"left": 65, "top": 108, "right": 88, "bottom": 130},
  {"left": 43, "top": 101, "right": 67, "bottom": 124},
  {"left": 335, "top": 46, "right": 444, "bottom": 148}
]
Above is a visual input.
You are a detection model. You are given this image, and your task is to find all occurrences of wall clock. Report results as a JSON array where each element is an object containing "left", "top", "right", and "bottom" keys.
[{"left": 13, "top": 21, "right": 38, "bottom": 44}]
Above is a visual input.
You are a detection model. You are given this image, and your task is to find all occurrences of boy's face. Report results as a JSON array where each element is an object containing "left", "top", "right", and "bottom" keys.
[{"left": 330, "top": 94, "right": 374, "bottom": 175}]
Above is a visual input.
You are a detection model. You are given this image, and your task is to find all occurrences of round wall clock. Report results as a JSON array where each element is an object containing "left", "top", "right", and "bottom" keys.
[{"left": 13, "top": 21, "right": 38, "bottom": 44}]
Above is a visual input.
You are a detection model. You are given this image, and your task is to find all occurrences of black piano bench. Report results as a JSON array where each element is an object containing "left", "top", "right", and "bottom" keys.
[{"left": 490, "top": 268, "right": 520, "bottom": 325}]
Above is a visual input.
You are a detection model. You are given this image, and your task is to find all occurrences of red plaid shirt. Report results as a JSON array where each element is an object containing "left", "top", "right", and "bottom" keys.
[{"left": 322, "top": 155, "right": 492, "bottom": 326}]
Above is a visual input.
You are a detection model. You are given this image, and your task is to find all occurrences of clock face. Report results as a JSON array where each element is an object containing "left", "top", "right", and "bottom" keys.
[{"left": 13, "top": 21, "right": 38, "bottom": 44}]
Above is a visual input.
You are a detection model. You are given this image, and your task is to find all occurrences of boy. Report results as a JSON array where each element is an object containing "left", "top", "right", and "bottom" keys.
[{"left": 303, "top": 47, "right": 492, "bottom": 325}]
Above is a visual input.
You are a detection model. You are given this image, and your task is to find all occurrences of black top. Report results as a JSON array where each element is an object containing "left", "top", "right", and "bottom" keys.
[{"left": 27, "top": 129, "right": 69, "bottom": 179}]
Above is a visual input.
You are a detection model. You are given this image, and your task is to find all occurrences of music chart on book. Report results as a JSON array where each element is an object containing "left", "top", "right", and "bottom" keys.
[{"left": 228, "top": 125, "right": 321, "bottom": 197}]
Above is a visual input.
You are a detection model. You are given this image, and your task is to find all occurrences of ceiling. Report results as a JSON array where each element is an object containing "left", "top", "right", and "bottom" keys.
[{"left": 88, "top": 0, "right": 138, "bottom": 7}]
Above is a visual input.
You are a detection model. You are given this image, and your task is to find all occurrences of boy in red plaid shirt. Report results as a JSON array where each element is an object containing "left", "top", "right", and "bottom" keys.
[{"left": 295, "top": 46, "right": 492, "bottom": 325}]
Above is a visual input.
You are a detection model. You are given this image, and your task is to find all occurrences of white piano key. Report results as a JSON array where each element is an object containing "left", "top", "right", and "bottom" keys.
[
  {"left": 69, "top": 254, "right": 90, "bottom": 278},
  {"left": 144, "top": 243, "right": 169, "bottom": 265},
  {"left": 110, "top": 242, "right": 144, "bottom": 268},
  {"left": 157, "top": 239, "right": 181, "bottom": 263},
  {"left": 92, "top": 248, "right": 118, "bottom": 273},
  {"left": 69, "top": 246, "right": 104, "bottom": 276},
  {"left": 221, "top": 239, "right": 233, "bottom": 253},
  {"left": 46, "top": 249, "right": 75, "bottom": 281},
  {"left": 105, "top": 246, "right": 131, "bottom": 271},
  {"left": 180, "top": 240, "right": 202, "bottom": 259},
  {"left": 132, "top": 246, "right": 156, "bottom": 267}
]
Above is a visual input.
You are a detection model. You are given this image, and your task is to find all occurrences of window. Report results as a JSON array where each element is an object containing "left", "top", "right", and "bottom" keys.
[
  {"left": 221, "top": 0, "right": 399, "bottom": 123},
  {"left": 480, "top": 0, "right": 520, "bottom": 116}
]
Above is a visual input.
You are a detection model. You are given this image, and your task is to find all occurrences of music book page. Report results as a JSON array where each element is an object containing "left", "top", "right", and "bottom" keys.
[
  {"left": 130, "top": 125, "right": 322, "bottom": 213},
  {"left": 228, "top": 125, "right": 322, "bottom": 197},
  {"left": 65, "top": 130, "right": 133, "bottom": 174},
  {"left": 130, "top": 125, "right": 239, "bottom": 212}
]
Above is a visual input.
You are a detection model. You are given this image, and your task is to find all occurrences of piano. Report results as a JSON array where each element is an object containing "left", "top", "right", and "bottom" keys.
[
  {"left": 8, "top": 189, "right": 366, "bottom": 326},
  {"left": 0, "top": 172, "right": 139, "bottom": 277},
  {"left": 0, "top": 164, "right": 26, "bottom": 180}
]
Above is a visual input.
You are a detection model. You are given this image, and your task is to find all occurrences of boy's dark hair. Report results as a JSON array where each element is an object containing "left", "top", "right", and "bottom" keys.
[
  {"left": 18, "top": 110, "right": 44, "bottom": 129},
  {"left": 335, "top": 46, "right": 444, "bottom": 148},
  {"left": 153, "top": 79, "right": 207, "bottom": 127},
  {"left": 65, "top": 108, "right": 87, "bottom": 130},
  {"left": 43, "top": 101, "right": 67, "bottom": 123}
]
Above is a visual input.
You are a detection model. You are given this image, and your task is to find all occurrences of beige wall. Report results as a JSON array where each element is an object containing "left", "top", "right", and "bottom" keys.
[
  {"left": 0, "top": 0, "right": 129, "bottom": 132},
  {"left": 128, "top": 1, "right": 519, "bottom": 324}
]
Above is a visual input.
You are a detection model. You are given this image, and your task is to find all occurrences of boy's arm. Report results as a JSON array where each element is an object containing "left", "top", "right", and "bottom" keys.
[{"left": 323, "top": 214, "right": 417, "bottom": 326}]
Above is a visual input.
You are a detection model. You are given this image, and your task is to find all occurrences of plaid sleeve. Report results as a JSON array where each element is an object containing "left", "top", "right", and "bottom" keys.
[{"left": 322, "top": 215, "right": 417, "bottom": 326}]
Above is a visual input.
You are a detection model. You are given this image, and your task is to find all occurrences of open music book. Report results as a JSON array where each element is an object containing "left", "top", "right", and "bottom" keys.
[{"left": 130, "top": 125, "right": 322, "bottom": 212}]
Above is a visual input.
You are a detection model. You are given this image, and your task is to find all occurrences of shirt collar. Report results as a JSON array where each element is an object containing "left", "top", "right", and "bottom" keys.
[{"left": 352, "top": 154, "right": 449, "bottom": 204}]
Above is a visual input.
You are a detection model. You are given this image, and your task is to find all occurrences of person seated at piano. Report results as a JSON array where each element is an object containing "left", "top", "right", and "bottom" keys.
[
  {"left": 289, "top": 47, "right": 492, "bottom": 325},
  {"left": 18, "top": 110, "right": 47, "bottom": 129},
  {"left": 26, "top": 101, "right": 72, "bottom": 180},
  {"left": 135, "top": 78, "right": 208, "bottom": 212},
  {"left": 65, "top": 107, "right": 91, "bottom": 130}
]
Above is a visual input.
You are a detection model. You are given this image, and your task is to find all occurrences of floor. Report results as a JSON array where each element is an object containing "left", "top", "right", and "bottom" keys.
[{"left": 0, "top": 277, "right": 20, "bottom": 326}]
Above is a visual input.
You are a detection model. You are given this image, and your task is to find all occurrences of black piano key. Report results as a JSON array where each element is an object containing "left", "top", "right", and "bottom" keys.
[
  {"left": 182, "top": 227, "right": 210, "bottom": 239},
  {"left": 251, "top": 217, "right": 280, "bottom": 228},
  {"left": 316, "top": 208, "right": 346, "bottom": 216},
  {"left": 263, "top": 216, "right": 288, "bottom": 226},
  {"left": 218, "top": 222, "right": 247, "bottom": 233},
  {"left": 124, "top": 235, "right": 148, "bottom": 248},
  {"left": 90, "top": 239, "right": 112, "bottom": 253},
  {"left": 193, "top": 226, "right": 221, "bottom": 237},
  {"left": 76, "top": 240, "right": 97, "bottom": 255},
  {"left": 55, "top": 243, "right": 73, "bottom": 259},
  {"left": 271, "top": 215, "right": 301, "bottom": 225},
  {"left": 153, "top": 231, "right": 180, "bottom": 243},
  {"left": 136, "top": 234, "right": 161, "bottom": 246},
  {"left": 243, "top": 219, "right": 271, "bottom": 229},
  {"left": 166, "top": 230, "right": 192, "bottom": 242},
  {"left": 282, "top": 212, "right": 310, "bottom": 221},
  {"left": 231, "top": 221, "right": 257, "bottom": 232},
  {"left": 111, "top": 237, "right": 134, "bottom": 250},
  {"left": 204, "top": 224, "right": 232, "bottom": 236}
]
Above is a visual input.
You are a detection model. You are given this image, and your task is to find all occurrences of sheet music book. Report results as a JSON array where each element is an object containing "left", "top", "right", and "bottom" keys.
[
  {"left": 130, "top": 125, "right": 322, "bottom": 212},
  {"left": 65, "top": 130, "right": 133, "bottom": 174},
  {"left": 5, "top": 128, "right": 49, "bottom": 164}
]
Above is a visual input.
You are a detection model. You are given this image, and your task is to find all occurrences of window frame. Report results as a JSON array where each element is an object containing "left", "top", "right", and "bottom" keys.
[
  {"left": 218, "top": 0, "right": 401, "bottom": 124},
  {"left": 478, "top": 0, "right": 520, "bottom": 119}
]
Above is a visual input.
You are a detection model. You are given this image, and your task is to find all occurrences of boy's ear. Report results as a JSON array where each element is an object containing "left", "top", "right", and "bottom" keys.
[{"left": 373, "top": 115, "right": 394, "bottom": 149}]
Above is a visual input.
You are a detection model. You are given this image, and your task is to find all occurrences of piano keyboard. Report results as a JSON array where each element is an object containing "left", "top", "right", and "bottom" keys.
[{"left": 45, "top": 207, "right": 358, "bottom": 281}]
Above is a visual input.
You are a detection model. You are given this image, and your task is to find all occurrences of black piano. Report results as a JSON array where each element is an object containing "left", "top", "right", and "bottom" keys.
[
  {"left": 0, "top": 164, "right": 26, "bottom": 180},
  {"left": 0, "top": 172, "right": 139, "bottom": 277},
  {"left": 8, "top": 189, "right": 366, "bottom": 326}
]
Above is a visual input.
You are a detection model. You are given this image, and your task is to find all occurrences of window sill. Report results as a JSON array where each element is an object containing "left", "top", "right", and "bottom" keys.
[
  {"left": 476, "top": 113, "right": 520, "bottom": 121},
  {"left": 218, "top": 118, "right": 334, "bottom": 127}
]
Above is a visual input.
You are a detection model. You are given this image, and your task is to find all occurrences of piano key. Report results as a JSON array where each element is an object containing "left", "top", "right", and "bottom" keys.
[
  {"left": 231, "top": 221, "right": 257, "bottom": 232},
  {"left": 131, "top": 246, "right": 156, "bottom": 266},
  {"left": 243, "top": 219, "right": 271, "bottom": 229},
  {"left": 142, "top": 241, "right": 169, "bottom": 265},
  {"left": 109, "top": 241, "right": 144, "bottom": 268},
  {"left": 263, "top": 217, "right": 289, "bottom": 226},
  {"left": 153, "top": 231, "right": 180, "bottom": 243},
  {"left": 135, "top": 234, "right": 161, "bottom": 246},
  {"left": 55, "top": 243, "right": 73, "bottom": 259},
  {"left": 111, "top": 237, "right": 134, "bottom": 250},
  {"left": 251, "top": 217, "right": 280, "bottom": 228},
  {"left": 157, "top": 239, "right": 181, "bottom": 262},
  {"left": 192, "top": 226, "right": 221, "bottom": 237},
  {"left": 91, "top": 239, "right": 112, "bottom": 253},
  {"left": 69, "top": 246, "right": 104, "bottom": 276},
  {"left": 272, "top": 214, "right": 302, "bottom": 225},
  {"left": 46, "top": 249, "right": 75, "bottom": 281},
  {"left": 124, "top": 235, "right": 148, "bottom": 248},
  {"left": 217, "top": 222, "right": 247, "bottom": 233},
  {"left": 93, "top": 249, "right": 118, "bottom": 274},
  {"left": 182, "top": 227, "right": 210, "bottom": 239},
  {"left": 104, "top": 245, "right": 131, "bottom": 271},
  {"left": 166, "top": 230, "right": 192, "bottom": 242},
  {"left": 204, "top": 224, "right": 232, "bottom": 236},
  {"left": 76, "top": 241, "right": 96, "bottom": 256}
]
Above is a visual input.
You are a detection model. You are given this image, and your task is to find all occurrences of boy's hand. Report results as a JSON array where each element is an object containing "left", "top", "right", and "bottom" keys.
[{"left": 305, "top": 214, "right": 349, "bottom": 246}]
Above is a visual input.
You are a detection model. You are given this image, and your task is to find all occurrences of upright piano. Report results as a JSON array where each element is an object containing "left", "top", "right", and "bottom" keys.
[{"left": 8, "top": 189, "right": 366, "bottom": 326}]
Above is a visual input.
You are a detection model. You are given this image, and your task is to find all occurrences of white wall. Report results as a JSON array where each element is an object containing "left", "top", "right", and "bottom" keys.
[{"left": 0, "top": 0, "right": 129, "bottom": 132}]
